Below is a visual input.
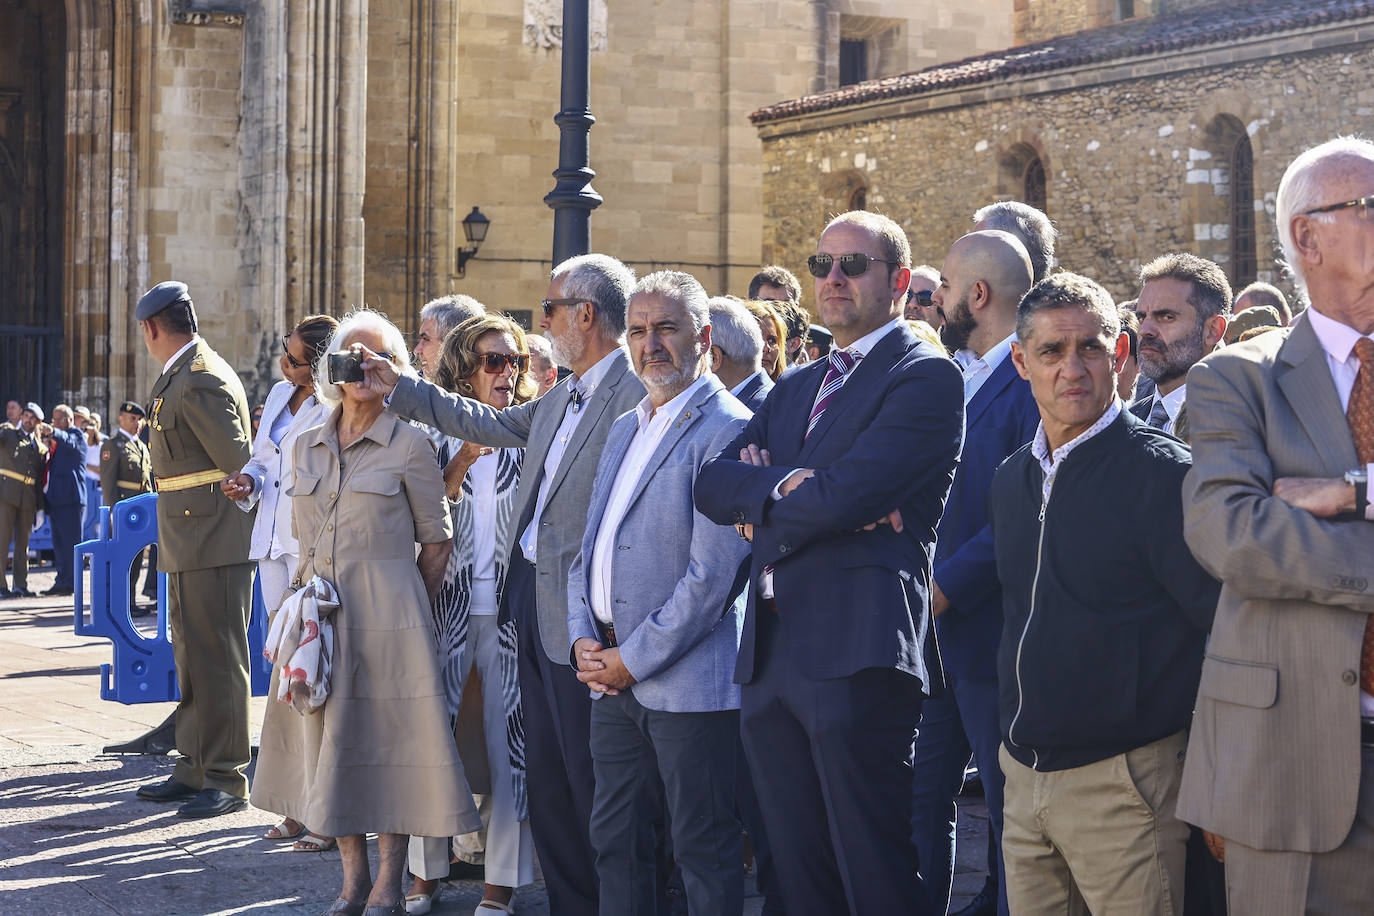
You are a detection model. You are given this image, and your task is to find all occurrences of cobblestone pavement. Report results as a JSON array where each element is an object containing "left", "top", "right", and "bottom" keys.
[{"left": 0, "top": 561, "right": 989, "bottom": 915}]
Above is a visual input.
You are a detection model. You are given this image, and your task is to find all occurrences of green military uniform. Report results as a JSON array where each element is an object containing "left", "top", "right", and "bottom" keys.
[
  {"left": 100, "top": 429, "right": 153, "bottom": 508},
  {"left": 148, "top": 337, "right": 255, "bottom": 798},
  {"left": 0, "top": 421, "right": 47, "bottom": 594}
]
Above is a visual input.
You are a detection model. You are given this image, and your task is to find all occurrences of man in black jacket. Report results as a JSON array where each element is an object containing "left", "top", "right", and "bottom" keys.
[{"left": 990, "top": 272, "right": 1219, "bottom": 915}]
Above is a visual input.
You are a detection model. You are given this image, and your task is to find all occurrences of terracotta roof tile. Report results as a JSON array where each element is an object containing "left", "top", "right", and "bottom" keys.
[{"left": 751, "top": 0, "right": 1374, "bottom": 124}]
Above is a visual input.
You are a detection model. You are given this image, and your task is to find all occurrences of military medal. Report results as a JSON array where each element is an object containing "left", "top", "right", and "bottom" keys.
[{"left": 151, "top": 397, "right": 163, "bottom": 430}]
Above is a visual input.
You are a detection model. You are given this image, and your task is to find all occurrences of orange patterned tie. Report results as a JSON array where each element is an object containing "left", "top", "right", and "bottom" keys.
[{"left": 1348, "top": 338, "right": 1374, "bottom": 694}]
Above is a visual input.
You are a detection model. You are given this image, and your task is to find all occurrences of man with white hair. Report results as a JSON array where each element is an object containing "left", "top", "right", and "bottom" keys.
[
  {"left": 525, "top": 333, "right": 559, "bottom": 396},
  {"left": 1178, "top": 136, "right": 1374, "bottom": 912},
  {"left": 707, "top": 297, "right": 771, "bottom": 410},
  {"left": 973, "top": 201, "right": 1058, "bottom": 284},
  {"left": 414, "top": 294, "right": 485, "bottom": 379}
]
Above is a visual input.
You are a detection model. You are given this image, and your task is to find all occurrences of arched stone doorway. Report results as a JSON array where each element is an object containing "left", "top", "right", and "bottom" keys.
[{"left": 0, "top": 0, "right": 66, "bottom": 407}]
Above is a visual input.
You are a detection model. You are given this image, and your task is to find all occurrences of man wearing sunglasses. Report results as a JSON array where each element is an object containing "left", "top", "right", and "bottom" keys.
[
  {"left": 904, "top": 265, "right": 943, "bottom": 328},
  {"left": 697, "top": 210, "right": 963, "bottom": 915},
  {"left": 358, "top": 253, "right": 644, "bottom": 916},
  {"left": 1178, "top": 137, "right": 1374, "bottom": 913}
]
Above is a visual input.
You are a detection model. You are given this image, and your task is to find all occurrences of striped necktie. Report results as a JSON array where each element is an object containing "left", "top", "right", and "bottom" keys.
[
  {"left": 806, "top": 348, "right": 859, "bottom": 441},
  {"left": 1348, "top": 338, "right": 1374, "bottom": 695},
  {"left": 1147, "top": 394, "right": 1170, "bottom": 430}
]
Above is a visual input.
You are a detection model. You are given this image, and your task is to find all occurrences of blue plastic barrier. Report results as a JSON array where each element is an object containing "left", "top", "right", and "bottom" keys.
[
  {"left": 74, "top": 492, "right": 270, "bottom": 704},
  {"left": 7, "top": 513, "right": 52, "bottom": 561}
]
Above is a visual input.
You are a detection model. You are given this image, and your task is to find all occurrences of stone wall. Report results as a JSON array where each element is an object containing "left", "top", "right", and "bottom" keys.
[
  {"left": 1014, "top": 0, "right": 1166, "bottom": 45},
  {"left": 758, "top": 36, "right": 1374, "bottom": 312}
]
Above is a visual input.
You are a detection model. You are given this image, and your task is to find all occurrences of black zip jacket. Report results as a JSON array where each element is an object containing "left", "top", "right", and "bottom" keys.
[{"left": 990, "top": 408, "right": 1219, "bottom": 772}]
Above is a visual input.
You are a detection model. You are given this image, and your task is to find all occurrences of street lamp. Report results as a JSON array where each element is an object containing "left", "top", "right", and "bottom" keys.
[
  {"left": 456, "top": 206, "right": 491, "bottom": 278},
  {"left": 544, "top": 0, "right": 602, "bottom": 265}
]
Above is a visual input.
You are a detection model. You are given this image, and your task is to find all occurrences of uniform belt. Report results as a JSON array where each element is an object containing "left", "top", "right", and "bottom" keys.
[
  {"left": 0, "top": 468, "right": 37, "bottom": 486},
  {"left": 117, "top": 480, "right": 146, "bottom": 491},
  {"left": 155, "top": 469, "right": 227, "bottom": 492}
]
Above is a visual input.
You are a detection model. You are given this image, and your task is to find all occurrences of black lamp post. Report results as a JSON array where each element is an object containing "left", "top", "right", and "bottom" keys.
[
  {"left": 456, "top": 206, "right": 491, "bottom": 278},
  {"left": 544, "top": 0, "right": 601, "bottom": 265}
]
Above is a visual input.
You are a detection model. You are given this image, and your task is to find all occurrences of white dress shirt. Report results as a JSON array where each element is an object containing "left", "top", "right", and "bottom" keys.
[
  {"left": 963, "top": 332, "right": 1015, "bottom": 405},
  {"left": 588, "top": 373, "right": 713, "bottom": 625},
  {"left": 1139, "top": 383, "right": 1188, "bottom": 435},
  {"left": 160, "top": 336, "right": 200, "bottom": 376},
  {"left": 1304, "top": 307, "right": 1374, "bottom": 716},
  {"left": 467, "top": 451, "right": 500, "bottom": 616},
  {"left": 518, "top": 347, "right": 622, "bottom": 565}
]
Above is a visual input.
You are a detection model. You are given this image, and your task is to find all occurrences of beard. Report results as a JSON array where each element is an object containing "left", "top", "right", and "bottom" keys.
[
  {"left": 639, "top": 357, "right": 694, "bottom": 399},
  {"left": 939, "top": 292, "right": 976, "bottom": 354},
  {"left": 1138, "top": 323, "right": 1206, "bottom": 386},
  {"left": 548, "top": 323, "right": 585, "bottom": 368}
]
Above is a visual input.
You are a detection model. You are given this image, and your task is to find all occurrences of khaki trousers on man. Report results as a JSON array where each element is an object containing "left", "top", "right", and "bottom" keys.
[
  {"left": 0, "top": 501, "right": 36, "bottom": 591},
  {"left": 167, "top": 562, "right": 254, "bottom": 798},
  {"left": 1223, "top": 745, "right": 1374, "bottom": 915},
  {"left": 999, "top": 731, "right": 1190, "bottom": 916}
]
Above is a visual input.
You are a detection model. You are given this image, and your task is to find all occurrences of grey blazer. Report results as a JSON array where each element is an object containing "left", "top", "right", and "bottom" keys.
[
  {"left": 1178, "top": 314, "right": 1374, "bottom": 852},
  {"left": 567, "top": 376, "right": 750, "bottom": 713},
  {"left": 387, "top": 349, "right": 647, "bottom": 662}
]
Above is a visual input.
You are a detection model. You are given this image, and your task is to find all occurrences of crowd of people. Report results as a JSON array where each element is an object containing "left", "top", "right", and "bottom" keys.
[{"left": 8, "top": 135, "right": 1374, "bottom": 916}]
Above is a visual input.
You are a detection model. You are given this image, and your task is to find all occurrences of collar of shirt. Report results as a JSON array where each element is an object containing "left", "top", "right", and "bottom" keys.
[
  {"left": 160, "top": 336, "right": 200, "bottom": 376},
  {"left": 841, "top": 316, "right": 905, "bottom": 359},
  {"left": 119, "top": 429, "right": 137, "bottom": 442},
  {"left": 569, "top": 347, "right": 623, "bottom": 401},
  {"left": 1031, "top": 398, "right": 1123, "bottom": 501},
  {"left": 633, "top": 372, "right": 714, "bottom": 430},
  {"left": 1159, "top": 382, "right": 1188, "bottom": 422},
  {"left": 729, "top": 370, "right": 763, "bottom": 398},
  {"left": 1306, "top": 305, "right": 1372, "bottom": 368},
  {"left": 968, "top": 332, "right": 1015, "bottom": 377}
]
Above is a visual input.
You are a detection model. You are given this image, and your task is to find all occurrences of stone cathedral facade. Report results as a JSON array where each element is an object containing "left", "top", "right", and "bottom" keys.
[{"left": 0, "top": 0, "right": 1009, "bottom": 414}]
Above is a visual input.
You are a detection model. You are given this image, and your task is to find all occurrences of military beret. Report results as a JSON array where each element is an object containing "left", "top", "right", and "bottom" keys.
[
  {"left": 1224, "top": 304, "right": 1283, "bottom": 344},
  {"left": 808, "top": 323, "right": 834, "bottom": 346},
  {"left": 118, "top": 401, "right": 146, "bottom": 418},
  {"left": 135, "top": 280, "right": 193, "bottom": 321},
  {"left": 23, "top": 402, "right": 43, "bottom": 421}
]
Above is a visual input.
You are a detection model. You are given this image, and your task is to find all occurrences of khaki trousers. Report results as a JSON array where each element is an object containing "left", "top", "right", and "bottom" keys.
[
  {"left": 168, "top": 562, "right": 253, "bottom": 797},
  {"left": 0, "top": 500, "right": 36, "bottom": 590},
  {"left": 1000, "top": 731, "right": 1189, "bottom": 916},
  {"left": 1224, "top": 745, "right": 1374, "bottom": 915}
]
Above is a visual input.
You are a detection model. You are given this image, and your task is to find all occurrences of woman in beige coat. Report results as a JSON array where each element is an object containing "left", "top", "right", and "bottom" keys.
[{"left": 250, "top": 310, "right": 480, "bottom": 916}]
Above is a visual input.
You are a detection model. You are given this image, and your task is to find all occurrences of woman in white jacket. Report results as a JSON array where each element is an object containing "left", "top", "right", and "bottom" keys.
[{"left": 221, "top": 313, "right": 337, "bottom": 850}]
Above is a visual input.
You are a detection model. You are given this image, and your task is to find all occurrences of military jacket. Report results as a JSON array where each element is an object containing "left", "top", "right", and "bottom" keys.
[
  {"left": 0, "top": 425, "right": 46, "bottom": 513},
  {"left": 147, "top": 339, "right": 254, "bottom": 572},
  {"left": 100, "top": 431, "right": 153, "bottom": 508}
]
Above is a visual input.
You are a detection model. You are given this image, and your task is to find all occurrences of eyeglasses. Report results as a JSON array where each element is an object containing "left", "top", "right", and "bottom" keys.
[
  {"left": 541, "top": 297, "right": 593, "bottom": 317},
  {"left": 1303, "top": 193, "right": 1374, "bottom": 219},
  {"left": 281, "top": 337, "right": 309, "bottom": 369},
  {"left": 478, "top": 352, "right": 530, "bottom": 374},
  {"left": 906, "top": 289, "right": 934, "bottom": 306},
  {"left": 806, "top": 252, "right": 897, "bottom": 279}
]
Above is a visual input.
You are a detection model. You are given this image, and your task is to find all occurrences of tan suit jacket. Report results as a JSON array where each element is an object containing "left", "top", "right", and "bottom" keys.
[
  {"left": 147, "top": 339, "right": 254, "bottom": 573},
  {"left": 1178, "top": 314, "right": 1374, "bottom": 853}
]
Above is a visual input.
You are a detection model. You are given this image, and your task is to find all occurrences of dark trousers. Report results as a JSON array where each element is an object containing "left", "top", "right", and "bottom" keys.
[
  {"left": 736, "top": 735, "right": 786, "bottom": 914},
  {"left": 590, "top": 690, "right": 743, "bottom": 916},
  {"left": 142, "top": 543, "right": 159, "bottom": 597},
  {"left": 48, "top": 501, "right": 83, "bottom": 589},
  {"left": 911, "top": 672, "right": 1008, "bottom": 915},
  {"left": 508, "top": 554, "right": 599, "bottom": 916},
  {"left": 740, "top": 607, "right": 931, "bottom": 916}
]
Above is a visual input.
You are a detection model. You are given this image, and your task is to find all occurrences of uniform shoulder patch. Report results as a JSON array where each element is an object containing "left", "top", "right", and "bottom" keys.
[
  {"left": 190, "top": 354, "right": 208, "bottom": 372},
  {"left": 101, "top": 450, "right": 111, "bottom": 461}
]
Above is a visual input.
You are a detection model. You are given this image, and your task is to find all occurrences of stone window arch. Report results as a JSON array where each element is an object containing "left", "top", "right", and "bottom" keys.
[
  {"left": 820, "top": 168, "right": 870, "bottom": 215},
  {"left": 1229, "top": 131, "right": 1257, "bottom": 287},
  {"left": 1188, "top": 114, "right": 1256, "bottom": 287},
  {"left": 998, "top": 142, "right": 1049, "bottom": 215}
]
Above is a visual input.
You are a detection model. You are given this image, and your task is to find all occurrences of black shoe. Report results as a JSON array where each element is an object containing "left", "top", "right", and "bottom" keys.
[
  {"left": 43, "top": 585, "right": 73, "bottom": 596},
  {"left": 9, "top": 587, "right": 34, "bottom": 598},
  {"left": 444, "top": 859, "right": 484, "bottom": 882},
  {"left": 951, "top": 885, "right": 998, "bottom": 916},
  {"left": 0, "top": 589, "right": 13, "bottom": 599},
  {"left": 130, "top": 602, "right": 155, "bottom": 618},
  {"left": 177, "top": 788, "right": 247, "bottom": 819},
  {"left": 137, "top": 776, "right": 199, "bottom": 802}
]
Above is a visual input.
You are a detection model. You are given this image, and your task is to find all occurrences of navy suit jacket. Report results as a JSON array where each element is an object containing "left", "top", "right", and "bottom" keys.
[
  {"left": 933, "top": 356, "right": 1039, "bottom": 680},
  {"left": 696, "top": 321, "right": 964, "bottom": 686},
  {"left": 733, "top": 370, "right": 773, "bottom": 412},
  {"left": 45, "top": 427, "right": 88, "bottom": 509}
]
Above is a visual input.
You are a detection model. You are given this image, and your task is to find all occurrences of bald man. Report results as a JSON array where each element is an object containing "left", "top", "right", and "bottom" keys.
[{"left": 914, "top": 231, "right": 1039, "bottom": 916}]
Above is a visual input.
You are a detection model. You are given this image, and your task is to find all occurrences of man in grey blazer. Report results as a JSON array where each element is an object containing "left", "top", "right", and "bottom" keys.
[
  {"left": 360, "top": 253, "right": 643, "bottom": 916},
  {"left": 569, "top": 271, "right": 751, "bottom": 915},
  {"left": 1179, "top": 137, "right": 1374, "bottom": 913},
  {"left": 708, "top": 296, "right": 773, "bottom": 412}
]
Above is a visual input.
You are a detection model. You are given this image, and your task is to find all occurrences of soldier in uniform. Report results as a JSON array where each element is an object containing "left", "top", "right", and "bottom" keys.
[
  {"left": 130, "top": 281, "right": 256, "bottom": 819},
  {"left": 0, "top": 403, "right": 48, "bottom": 598},
  {"left": 101, "top": 401, "right": 155, "bottom": 614}
]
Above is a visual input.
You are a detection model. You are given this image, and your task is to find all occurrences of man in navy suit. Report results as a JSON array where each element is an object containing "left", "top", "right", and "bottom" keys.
[
  {"left": 708, "top": 297, "right": 773, "bottom": 411},
  {"left": 42, "top": 405, "right": 89, "bottom": 597},
  {"left": 913, "top": 231, "right": 1039, "bottom": 916},
  {"left": 697, "top": 210, "right": 964, "bottom": 915}
]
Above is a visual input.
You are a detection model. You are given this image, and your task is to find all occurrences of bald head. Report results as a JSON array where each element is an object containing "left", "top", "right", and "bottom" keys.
[{"left": 934, "top": 230, "right": 1035, "bottom": 356}]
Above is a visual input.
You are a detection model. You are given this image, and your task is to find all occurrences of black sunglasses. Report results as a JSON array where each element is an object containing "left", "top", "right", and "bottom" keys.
[
  {"left": 478, "top": 352, "right": 530, "bottom": 374},
  {"left": 541, "top": 297, "right": 594, "bottom": 317},
  {"left": 1303, "top": 193, "right": 1374, "bottom": 219},
  {"left": 906, "top": 289, "right": 934, "bottom": 306},
  {"left": 806, "top": 252, "right": 897, "bottom": 279},
  {"left": 281, "top": 336, "right": 309, "bottom": 369}
]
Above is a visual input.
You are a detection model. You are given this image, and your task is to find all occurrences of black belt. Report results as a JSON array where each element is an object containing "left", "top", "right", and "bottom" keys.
[
  {"left": 1363, "top": 718, "right": 1374, "bottom": 748},
  {"left": 598, "top": 621, "right": 618, "bottom": 648}
]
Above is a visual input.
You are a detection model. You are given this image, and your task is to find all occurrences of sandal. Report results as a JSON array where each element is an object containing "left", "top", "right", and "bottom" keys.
[
  {"left": 264, "top": 819, "right": 306, "bottom": 841},
  {"left": 474, "top": 893, "right": 516, "bottom": 914},
  {"left": 293, "top": 833, "right": 338, "bottom": 852}
]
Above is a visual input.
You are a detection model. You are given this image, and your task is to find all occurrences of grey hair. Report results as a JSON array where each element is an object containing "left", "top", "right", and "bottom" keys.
[
  {"left": 1016, "top": 272, "right": 1120, "bottom": 343},
  {"left": 420, "top": 294, "right": 486, "bottom": 340},
  {"left": 973, "top": 201, "right": 1058, "bottom": 282},
  {"left": 909, "top": 264, "right": 941, "bottom": 286},
  {"left": 707, "top": 297, "right": 763, "bottom": 370},
  {"left": 552, "top": 253, "right": 636, "bottom": 339},
  {"left": 1276, "top": 136, "right": 1374, "bottom": 295},
  {"left": 1234, "top": 281, "right": 1291, "bottom": 324},
  {"left": 314, "top": 308, "right": 415, "bottom": 409},
  {"left": 631, "top": 270, "right": 710, "bottom": 334},
  {"left": 525, "top": 332, "right": 556, "bottom": 372}
]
